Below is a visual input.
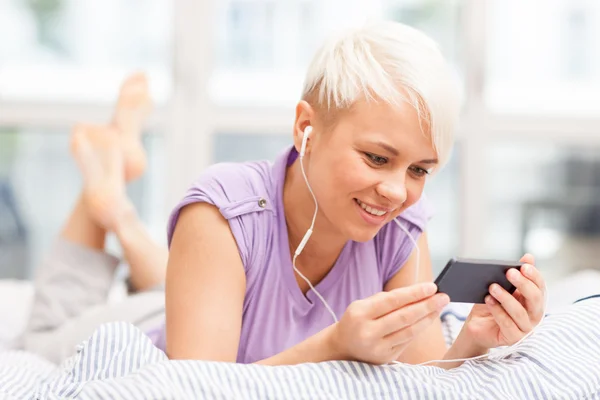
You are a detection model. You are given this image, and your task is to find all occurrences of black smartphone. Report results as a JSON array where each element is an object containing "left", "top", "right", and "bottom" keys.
[{"left": 434, "top": 258, "right": 524, "bottom": 304}]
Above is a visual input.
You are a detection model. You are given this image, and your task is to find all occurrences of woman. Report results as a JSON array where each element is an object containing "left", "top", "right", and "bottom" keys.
[
  {"left": 19, "top": 73, "right": 168, "bottom": 364},
  {"left": 164, "top": 21, "right": 546, "bottom": 367}
]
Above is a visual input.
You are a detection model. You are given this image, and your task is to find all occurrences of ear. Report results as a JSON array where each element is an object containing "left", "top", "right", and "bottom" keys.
[{"left": 293, "top": 100, "right": 316, "bottom": 155}]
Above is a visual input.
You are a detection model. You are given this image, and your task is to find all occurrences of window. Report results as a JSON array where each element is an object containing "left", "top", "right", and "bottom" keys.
[
  {"left": 384, "top": 0, "right": 464, "bottom": 74},
  {"left": 0, "top": 0, "right": 172, "bottom": 278},
  {"left": 486, "top": 0, "right": 600, "bottom": 114},
  {"left": 4, "top": 0, "right": 600, "bottom": 287},
  {"left": 486, "top": 141, "right": 600, "bottom": 281},
  {"left": 211, "top": 0, "right": 463, "bottom": 107},
  {"left": 0, "top": 0, "right": 172, "bottom": 103}
]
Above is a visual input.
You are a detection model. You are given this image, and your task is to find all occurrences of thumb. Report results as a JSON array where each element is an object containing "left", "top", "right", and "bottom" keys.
[{"left": 520, "top": 253, "right": 535, "bottom": 265}]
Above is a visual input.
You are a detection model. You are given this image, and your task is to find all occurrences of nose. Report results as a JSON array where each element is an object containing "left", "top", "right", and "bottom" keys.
[{"left": 376, "top": 175, "right": 407, "bottom": 206}]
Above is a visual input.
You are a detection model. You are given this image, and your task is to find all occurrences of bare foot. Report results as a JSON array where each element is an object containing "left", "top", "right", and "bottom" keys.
[
  {"left": 112, "top": 72, "right": 153, "bottom": 182},
  {"left": 70, "top": 124, "right": 133, "bottom": 232}
]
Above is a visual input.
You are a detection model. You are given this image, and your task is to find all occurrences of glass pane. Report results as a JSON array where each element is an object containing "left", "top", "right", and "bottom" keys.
[
  {"left": 486, "top": 0, "right": 600, "bottom": 114},
  {"left": 0, "top": 128, "right": 166, "bottom": 279},
  {"left": 383, "top": 0, "right": 464, "bottom": 75},
  {"left": 486, "top": 142, "right": 600, "bottom": 283},
  {"left": 211, "top": 0, "right": 464, "bottom": 106},
  {"left": 0, "top": 0, "right": 172, "bottom": 103},
  {"left": 213, "top": 133, "right": 460, "bottom": 272}
]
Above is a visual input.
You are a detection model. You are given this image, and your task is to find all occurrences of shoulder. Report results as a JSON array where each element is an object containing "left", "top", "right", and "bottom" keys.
[
  {"left": 189, "top": 160, "right": 275, "bottom": 204},
  {"left": 167, "top": 159, "right": 277, "bottom": 247},
  {"left": 166, "top": 157, "right": 283, "bottom": 277}
]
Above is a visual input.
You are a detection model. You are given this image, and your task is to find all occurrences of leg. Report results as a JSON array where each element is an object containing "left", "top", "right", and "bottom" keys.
[
  {"left": 22, "top": 74, "right": 166, "bottom": 363},
  {"left": 33, "top": 73, "right": 165, "bottom": 322},
  {"left": 21, "top": 238, "right": 121, "bottom": 364},
  {"left": 23, "top": 123, "right": 128, "bottom": 346},
  {"left": 21, "top": 121, "right": 165, "bottom": 363},
  {"left": 61, "top": 194, "right": 105, "bottom": 252},
  {"left": 114, "top": 207, "right": 168, "bottom": 292},
  {"left": 68, "top": 74, "right": 167, "bottom": 291},
  {"left": 110, "top": 73, "right": 168, "bottom": 291},
  {"left": 112, "top": 72, "right": 152, "bottom": 182},
  {"left": 70, "top": 124, "right": 129, "bottom": 235}
]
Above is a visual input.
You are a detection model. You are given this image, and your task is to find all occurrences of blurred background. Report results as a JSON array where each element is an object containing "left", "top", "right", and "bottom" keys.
[{"left": 1, "top": 0, "right": 599, "bottom": 285}]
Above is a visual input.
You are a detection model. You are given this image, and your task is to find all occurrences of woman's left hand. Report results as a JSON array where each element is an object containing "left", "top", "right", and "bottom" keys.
[{"left": 461, "top": 254, "right": 546, "bottom": 350}]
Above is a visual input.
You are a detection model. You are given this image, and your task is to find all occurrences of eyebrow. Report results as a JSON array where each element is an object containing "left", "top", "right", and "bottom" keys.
[{"left": 372, "top": 141, "right": 439, "bottom": 165}]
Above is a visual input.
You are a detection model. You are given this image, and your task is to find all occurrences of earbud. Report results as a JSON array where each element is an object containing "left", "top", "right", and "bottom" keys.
[{"left": 300, "top": 125, "right": 312, "bottom": 157}]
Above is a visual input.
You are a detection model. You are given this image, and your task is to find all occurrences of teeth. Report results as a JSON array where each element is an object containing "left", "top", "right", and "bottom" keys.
[{"left": 356, "top": 199, "right": 387, "bottom": 217}]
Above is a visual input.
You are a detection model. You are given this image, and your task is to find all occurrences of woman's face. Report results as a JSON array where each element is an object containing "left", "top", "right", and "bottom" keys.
[{"left": 306, "top": 99, "right": 438, "bottom": 242}]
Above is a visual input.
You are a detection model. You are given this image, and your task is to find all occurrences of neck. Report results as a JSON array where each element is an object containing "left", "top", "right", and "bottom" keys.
[{"left": 283, "top": 156, "right": 347, "bottom": 274}]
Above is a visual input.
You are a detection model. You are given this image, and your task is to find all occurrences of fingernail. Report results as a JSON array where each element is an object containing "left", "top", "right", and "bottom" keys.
[
  {"left": 485, "top": 295, "right": 496, "bottom": 305},
  {"left": 509, "top": 269, "right": 520, "bottom": 280},
  {"left": 522, "top": 264, "right": 530, "bottom": 274},
  {"left": 491, "top": 284, "right": 501, "bottom": 295}
]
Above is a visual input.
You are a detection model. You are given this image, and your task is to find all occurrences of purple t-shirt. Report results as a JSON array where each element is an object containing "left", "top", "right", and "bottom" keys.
[{"left": 161, "top": 145, "right": 434, "bottom": 364}]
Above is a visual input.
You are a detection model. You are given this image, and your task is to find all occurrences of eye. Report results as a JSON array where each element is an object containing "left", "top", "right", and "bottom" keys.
[
  {"left": 409, "top": 166, "right": 431, "bottom": 178},
  {"left": 364, "top": 152, "right": 388, "bottom": 166}
]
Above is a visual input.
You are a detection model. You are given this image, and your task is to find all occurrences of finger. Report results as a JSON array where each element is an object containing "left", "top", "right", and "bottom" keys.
[
  {"left": 485, "top": 295, "right": 524, "bottom": 343},
  {"left": 376, "top": 293, "right": 449, "bottom": 336},
  {"left": 506, "top": 268, "right": 544, "bottom": 320},
  {"left": 519, "top": 264, "right": 546, "bottom": 292},
  {"left": 369, "top": 283, "right": 438, "bottom": 318},
  {"left": 519, "top": 253, "right": 535, "bottom": 266},
  {"left": 489, "top": 283, "right": 533, "bottom": 332},
  {"left": 385, "top": 309, "right": 441, "bottom": 348}
]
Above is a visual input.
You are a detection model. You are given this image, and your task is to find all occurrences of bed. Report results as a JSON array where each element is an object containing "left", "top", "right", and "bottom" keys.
[{"left": 1, "top": 275, "right": 600, "bottom": 399}]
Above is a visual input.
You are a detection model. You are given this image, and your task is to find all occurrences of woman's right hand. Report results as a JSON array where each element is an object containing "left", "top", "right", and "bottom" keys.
[{"left": 331, "top": 282, "right": 449, "bottom": 365}]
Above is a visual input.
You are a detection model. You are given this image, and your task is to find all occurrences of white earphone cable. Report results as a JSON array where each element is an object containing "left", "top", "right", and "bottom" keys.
[
  {"left": 293, "top": 126, "right": 546, "bottom": 367},
  {"left": 293, "top": 136, "right": 339, "bottom": 323}
]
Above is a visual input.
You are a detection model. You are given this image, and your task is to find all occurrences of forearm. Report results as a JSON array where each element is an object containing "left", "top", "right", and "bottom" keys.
[
  {"left": 435, "top": 328, "right": 488, "bottom": 370},
  {"left": 255, "top": 324, "right": 344, "bottom": 366},
  {"left": 114, "top": 205, "right": 168, "bottom": 291}
]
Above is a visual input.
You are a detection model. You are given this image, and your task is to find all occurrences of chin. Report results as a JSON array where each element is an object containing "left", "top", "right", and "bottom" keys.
[{"left": 345, "top": 225, "right": 381, "bottom": 243}]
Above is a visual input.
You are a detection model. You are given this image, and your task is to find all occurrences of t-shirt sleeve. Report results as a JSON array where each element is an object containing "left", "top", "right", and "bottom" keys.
[
  {"left": 376, "top": 195, "right": 436, "bottom": 285},
  {"left": 166, "top": 162, "right": 272, "bottom": 272}
]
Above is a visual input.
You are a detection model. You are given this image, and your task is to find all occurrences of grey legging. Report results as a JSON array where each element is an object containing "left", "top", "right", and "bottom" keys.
[{"left": 19, "top": 239, "right": 165, "bottom": 364}]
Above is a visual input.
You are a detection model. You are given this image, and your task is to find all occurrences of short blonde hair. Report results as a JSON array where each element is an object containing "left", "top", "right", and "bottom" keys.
[{"left": 301, "top": 20, "right": 461, "bottom": 167}]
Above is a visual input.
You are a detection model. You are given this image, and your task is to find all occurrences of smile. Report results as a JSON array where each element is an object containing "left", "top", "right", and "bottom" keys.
[{"left": 354, "top": 199, "right": 390, "bottom": 217}]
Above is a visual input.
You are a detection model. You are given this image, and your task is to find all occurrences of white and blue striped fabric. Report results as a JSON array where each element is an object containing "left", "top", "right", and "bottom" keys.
[{"left": 1, "top": 298, "right": 600, "bottom": 399}]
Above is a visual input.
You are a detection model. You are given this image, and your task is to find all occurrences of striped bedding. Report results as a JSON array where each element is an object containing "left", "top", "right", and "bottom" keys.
[{"left": 1, "top": 298, "right": 600, "bottom": 399}]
